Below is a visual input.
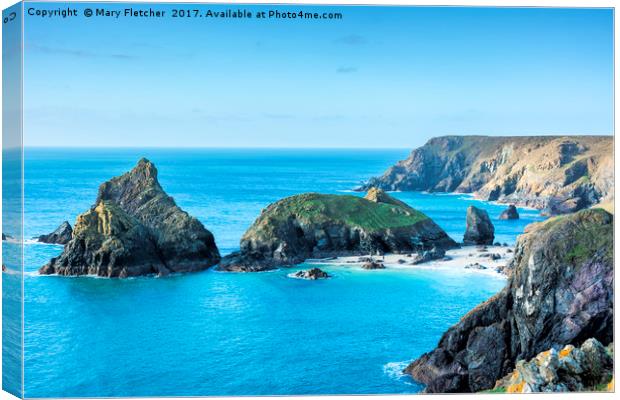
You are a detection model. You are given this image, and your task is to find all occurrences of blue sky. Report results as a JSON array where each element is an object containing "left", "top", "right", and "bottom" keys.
[{"left": 23, "top": 4, "right": 613, "bottom": 148}]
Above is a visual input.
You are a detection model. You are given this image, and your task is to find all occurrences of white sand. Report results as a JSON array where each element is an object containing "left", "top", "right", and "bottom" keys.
[{"left": 306, "top": 245, "right": 514, "bottom": 278}]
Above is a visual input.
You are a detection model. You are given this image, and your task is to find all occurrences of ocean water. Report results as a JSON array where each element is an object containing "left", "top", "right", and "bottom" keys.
[{"left": 5, "top": 148, "right": 545, "bottom": 397}]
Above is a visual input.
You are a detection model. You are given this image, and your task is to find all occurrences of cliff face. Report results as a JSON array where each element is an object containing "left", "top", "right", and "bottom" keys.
[
  {"left": 361, "top": 136, "right": 613, "bottom": 215},
  {"left": 40, "top": 159, "right": 220, "bottom": 277},
  {"left": 404, "top": 208, "right": 613, "bottom": 393},
  {"left": 218, "top": 190, "right": 457, "bottom": 272}
]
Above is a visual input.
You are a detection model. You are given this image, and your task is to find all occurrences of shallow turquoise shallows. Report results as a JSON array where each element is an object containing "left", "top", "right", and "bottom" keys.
[{"left": 6, "top": 149, "right": 544, "bottom": 397}]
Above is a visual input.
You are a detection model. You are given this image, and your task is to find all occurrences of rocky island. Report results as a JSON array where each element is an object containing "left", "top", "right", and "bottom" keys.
[
  {"left": 39, "top": 159, "right": 221, "bottom": 277},
  {"left": 499, "top": 205, "right": 519, "bottom": 220},
  {"left": 37, "top": 221, "right": 73, "bottom": 244},
  {"left": 404, "top": 208, "right": 613, "bottom": 392},
  {"left": 359, "top": 136, "right": 613, "bottom": 215},
  {"left": 463, "top": 206, "right": 494, "bottom": 245},
  {"left": 290, "top": 268, "right": 330, "bottom": 280},
  {"left": 218, "top": 189, "right": 457, "bottom": 272}
]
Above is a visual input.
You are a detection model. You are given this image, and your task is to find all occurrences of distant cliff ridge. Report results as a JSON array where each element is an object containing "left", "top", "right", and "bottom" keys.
[{"left": 360, "top": 136, "right": 613, "bottom": 215}]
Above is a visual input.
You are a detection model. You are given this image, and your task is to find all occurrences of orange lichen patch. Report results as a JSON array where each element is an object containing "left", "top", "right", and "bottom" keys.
[
  {"left": 507, "top": 380, "right": 525, "bottom": 393},
  {"left": 504, "top": 370, "right": 525, "bottom": 393},
  {"left": 559, "top": 347, "right": 573, "bottom": 358},
  {"left": 607, "top": 378, "right": 614, "bottom": 391}
]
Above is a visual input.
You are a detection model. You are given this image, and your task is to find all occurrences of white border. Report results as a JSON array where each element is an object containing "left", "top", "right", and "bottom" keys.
[{"left": 0, "top": 1, "right": 616, "bottom": 400}]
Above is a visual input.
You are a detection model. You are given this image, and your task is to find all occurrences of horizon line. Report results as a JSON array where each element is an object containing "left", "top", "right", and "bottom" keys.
[{"left": 12, "top": 133, "right": 615, "bottom": 151}]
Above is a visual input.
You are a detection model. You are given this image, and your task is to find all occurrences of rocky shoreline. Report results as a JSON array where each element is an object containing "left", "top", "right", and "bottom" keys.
[{"left": 404, "top": 208, "right": 613, "bottom": 393}]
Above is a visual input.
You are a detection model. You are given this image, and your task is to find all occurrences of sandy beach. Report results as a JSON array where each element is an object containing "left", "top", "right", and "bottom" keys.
[{"left": 306, "top": 244, "right": 515, "bottom": 277}]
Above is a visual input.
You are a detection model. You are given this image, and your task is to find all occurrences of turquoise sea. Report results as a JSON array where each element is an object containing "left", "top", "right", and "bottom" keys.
[{"left": 4, "top": 149, "right": 545, "bottom": 397}]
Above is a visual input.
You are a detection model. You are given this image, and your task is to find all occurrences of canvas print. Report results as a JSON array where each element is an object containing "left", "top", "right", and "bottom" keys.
[{"left": 1, "top": 2, "right": 615, "bottom": 398}]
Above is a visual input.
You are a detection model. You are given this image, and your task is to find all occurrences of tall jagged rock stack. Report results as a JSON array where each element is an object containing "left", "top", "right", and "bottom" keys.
[{"left": 40, "top": 158, "right": 220, "bottom": 277}]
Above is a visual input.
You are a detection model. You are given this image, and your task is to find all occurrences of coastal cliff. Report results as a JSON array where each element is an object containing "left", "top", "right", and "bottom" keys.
[
  {"left": 218, "top": 189, "right": 457, "bottom": 272},
  {"left": 360, "top": 136, "right": 613, "bottom": 215},
  {"left": 404, "top": 208, "right": 613, "bottom": 393},
  {"left": 40, "top": 159, "right": 220, "bottom": 277}
]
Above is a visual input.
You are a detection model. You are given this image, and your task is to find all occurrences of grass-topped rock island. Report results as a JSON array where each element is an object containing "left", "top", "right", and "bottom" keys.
[{"left": 218, "top": 189, "right": 457, "bottom": 272}]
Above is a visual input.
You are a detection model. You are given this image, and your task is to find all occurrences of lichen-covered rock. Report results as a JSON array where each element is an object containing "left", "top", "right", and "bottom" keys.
[
  {"left": 37, "top": 221, "right": 73, "bottom": 244},
  {"left": 499, "top": 205, "right": 519, "bottom": 220},
  {"left": 218, "top": 190, "right": 457, "bottom": 272},
  {"left": 493, "top": 339, "right": 613, "bottom": 393},
  {"left": 405, "top": 208, "right": 613, "bottom": 393},
  {"left": 40, "top": 159, "right": 220, "bottom": 277},
  {"left": 463, "top": 206, "right": 494, "bottom": 245},
  {"left": 360, "top": 136, "right": 613, "bottom": 215},
  {"left": 291, "top": 268, "right": 330, "bottom": 280}
]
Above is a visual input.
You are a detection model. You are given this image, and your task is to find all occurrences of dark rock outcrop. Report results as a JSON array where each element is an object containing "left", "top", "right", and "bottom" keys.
[
  {"left": 464, "top": 262, "right": 487, "bottom": 270},
  {"left": 359, "top": 136, "right": 613, "bottom": 215},
  {"left": 405, "top": 208, "right": 613, "bottom": 393},
  {"left": 292, "top": 268, "right": 330, "bottom": 280},
  {"left": 37, "top": 221, "right": 73, "bottom": 244},
  {"left": 40, "top": 159, "right": 220, "bottom": 277},
  {"left": 218, "top": 190, "right": 457, "bottom": 272},
  {"left": 499, "top": 205, "right": 519, "bottom": 220},
  {"left": 463, "top": 206, "right": 494, "bottom": 245},
  {"left": 411, "top": 247, "right": 445, "bottom": 265},
  {"left": 361, "top": 260, "right": 385, "bottom": 270}
]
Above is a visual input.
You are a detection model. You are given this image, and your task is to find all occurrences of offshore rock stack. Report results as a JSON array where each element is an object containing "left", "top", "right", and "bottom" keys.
[
  {"left": 37, "top": 221, "right": 73, "bottom": 245},
  {"left": 463, "top": 206, "right": 494, "bottom": 245},
  {"left": 40, "top": 159, "right": 220, "bottom": 277}
]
